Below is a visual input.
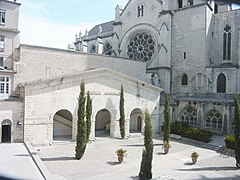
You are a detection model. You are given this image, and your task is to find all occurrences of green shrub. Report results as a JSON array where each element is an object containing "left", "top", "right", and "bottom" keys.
[
  {"left": 224, "top": 135, "right": 235, "bottom": 150},
  {"left": 170, "top": 121, "right": 212, "bottom": 143}
]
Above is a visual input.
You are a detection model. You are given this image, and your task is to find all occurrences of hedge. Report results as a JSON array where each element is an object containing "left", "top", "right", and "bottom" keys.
[
  {"left": 169, "top": 121, "right": 213, "bottom": 143},
  {"left": 224, "top": 135, "right": 235, "bottom": 150}
]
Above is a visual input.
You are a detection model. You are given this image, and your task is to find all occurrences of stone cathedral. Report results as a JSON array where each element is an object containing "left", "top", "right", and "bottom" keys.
[
  {"left": 0, "top": 0, "right": 239, "bottom": 145},
  {"left": 74, "top": 0, "right": 240, "bottom": 135}
]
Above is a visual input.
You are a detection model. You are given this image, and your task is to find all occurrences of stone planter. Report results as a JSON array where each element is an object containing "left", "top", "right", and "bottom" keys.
[
  {"left": 191, "top": 156, "right": 198, "bottom": 164},
  {"left": 117, "top": 154, "right": 124, "bottom": 163},
  {"left": 164, "top": 147, "right": 169, "bottom": 154}
]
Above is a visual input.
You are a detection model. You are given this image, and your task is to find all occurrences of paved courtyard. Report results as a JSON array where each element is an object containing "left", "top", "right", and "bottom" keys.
[
  {"left": 0, "top": 143, "right": 44, "bottom": 180},
  {"left": 38, "top": 136, "right": 240, "bottom": 180}
]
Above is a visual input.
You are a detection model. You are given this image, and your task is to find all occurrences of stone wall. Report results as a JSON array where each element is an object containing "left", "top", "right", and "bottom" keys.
[
  {"left": 22, "top": 69, "right": 161, "bottom": 145},
  {"left": 0, "top": 100, "right": 23, "bottom": 143}
]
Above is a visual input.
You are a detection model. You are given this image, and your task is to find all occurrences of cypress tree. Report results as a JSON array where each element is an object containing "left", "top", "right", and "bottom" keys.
[
  {"left": 163, "top": 93, "right": 170, "bottom": 143},
  {"left": 119, "top": 84, "right": 125, "bottom": 139},
  {"left": 233, "top": 94, "right": 240, "bottom": 168},
  {"left": 139, "top": 109, "right": 154, "bottom": 180},
  {"left": 75, "top": 80, "right": 87, "bottom": 160},
  {"left": 86, "top": 91, "right": 92, "bottom": 141}
]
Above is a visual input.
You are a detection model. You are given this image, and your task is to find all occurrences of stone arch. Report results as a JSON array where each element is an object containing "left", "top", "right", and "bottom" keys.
[
  {"left": 158, "top": 43, "right": 168, "bottom": 53},
  {"left": 1, "top": 119, "right": 12, "bottom": 143},
  {"left": 95, "top": 109, "right": 111, "bottom": 137},
  {"left": 159, "top": 23, "right": 169, "bottom": 32},
  {"left": 179, "top": 106, "right": 197, "bottom": 126},
  {"left": 217, "top": 73, "right": 226, "bottom": 93},
  {"left": 53, "top": 109, "right": 73, "bottom": 141},
  {"left": 181, "top": 74, "right": 188, "bottom": 85},
  {"left": 205, "top": 109, "right": 223, "bottom": 131},
  {"left": 130, "top": 108, "right": 143, "bottom": 133}
]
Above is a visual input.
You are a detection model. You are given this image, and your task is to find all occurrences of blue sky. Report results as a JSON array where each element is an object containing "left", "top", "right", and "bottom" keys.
[
  {"left": 18, "top": 0, "right": 240, "bottom": 49},
  {"left": 19, "top": 0, "right": 129, "bottom": 49}
]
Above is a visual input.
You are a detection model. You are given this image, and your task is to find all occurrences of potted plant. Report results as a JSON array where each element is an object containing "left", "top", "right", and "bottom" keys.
[
  {"left": 162, "top": 141, "right": 171, "bottom": 154},
  {"left": 116, "top": 148, "right": 127, "bottom": 163},
  {"left": 191, "top": 151, "right": 199, "bottom": 164}
]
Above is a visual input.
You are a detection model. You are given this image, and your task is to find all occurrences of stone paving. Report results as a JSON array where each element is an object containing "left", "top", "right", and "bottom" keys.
[
  {"left": 38, "top": 136, "right": 240, "bottom": 180},
  {"left": 0, "top": 143, "right": 44, "bottom": 180}
]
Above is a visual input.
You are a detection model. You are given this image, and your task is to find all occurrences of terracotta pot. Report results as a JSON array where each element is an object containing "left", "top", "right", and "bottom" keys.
[
  {"left": 117, "top": 154, "right": 124, "bottom": 163},
  {"left": 192, "top": 156, "right": 197, "bottom": 164}
]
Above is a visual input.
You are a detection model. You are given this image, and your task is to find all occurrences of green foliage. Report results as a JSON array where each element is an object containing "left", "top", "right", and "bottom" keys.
[
  {"left": 139, "top": 110, "right": 153, "bottom": 180},
  {"left": 86, "top": 91, "right": 92, "bottom": 141},
  {"left": 116, "top": 148, "right": 127, "bottom": 156},
  {"left": 75, "top": 80, "right": 87, "bottom": 160},
  {"left": 170, "top": 121, "right": 212, "bottom": 143},
  {"left": 163, "top": 93, "right": 170, "bottom": 143},
  {"left": 191, "top": 151, "right": 199, "bottom": 158},
  {"left": 233, "top": 94, "right": 240, "bottom": 166},
  {"left": 224, "top": 135, "right": 235, "bottom": 150},
  {"left": 119, "top": 84, "right": 125, "bottom": 139}
]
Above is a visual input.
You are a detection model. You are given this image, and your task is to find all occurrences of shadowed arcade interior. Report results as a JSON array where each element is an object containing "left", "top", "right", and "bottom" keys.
[
  {"left": 53, "top": 110, "right": 72, "bottom": 141},
  {"left": 95, "top": 109, "right": 111, "bottom": 137}
]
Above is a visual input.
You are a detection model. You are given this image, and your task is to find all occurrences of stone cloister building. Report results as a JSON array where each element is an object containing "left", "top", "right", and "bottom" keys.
[{"left": 0, "top": 0, "right": 240, "bottom": 145}]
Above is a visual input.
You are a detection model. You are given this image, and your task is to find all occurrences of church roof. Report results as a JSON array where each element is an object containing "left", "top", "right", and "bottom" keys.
[{"left": 88, "top": 20, "right": 114, "bottom": 36}]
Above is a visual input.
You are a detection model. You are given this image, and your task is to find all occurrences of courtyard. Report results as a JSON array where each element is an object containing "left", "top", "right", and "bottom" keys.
[{"left": 37, "top": 135, "right": 240, "bottom": 180}]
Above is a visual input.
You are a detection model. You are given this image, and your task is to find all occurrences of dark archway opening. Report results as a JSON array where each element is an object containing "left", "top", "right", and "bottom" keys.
[
  {"left": 95, "top": 109, "right": 111, "bottom": 137},
  {"left": 130, "top": 109, "right": 143, "bottom": 133},
  {"left": 1, "top": 119, "right": 12, "bottom": 143}
]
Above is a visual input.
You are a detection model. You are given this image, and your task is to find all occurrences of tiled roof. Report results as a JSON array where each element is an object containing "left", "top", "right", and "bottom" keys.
[{"left": 88, "top": 20, "right": 114, "bottom": 36}]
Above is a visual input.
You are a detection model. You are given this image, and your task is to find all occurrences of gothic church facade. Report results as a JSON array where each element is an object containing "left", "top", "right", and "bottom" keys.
[{"left": 74, "top": 0, "right": 240, "bottom": 135}]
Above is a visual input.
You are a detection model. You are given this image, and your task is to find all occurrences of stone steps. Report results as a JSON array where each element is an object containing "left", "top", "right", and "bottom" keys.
[{"left": 201, "top": 143, "right": 224, "bottom": 152}]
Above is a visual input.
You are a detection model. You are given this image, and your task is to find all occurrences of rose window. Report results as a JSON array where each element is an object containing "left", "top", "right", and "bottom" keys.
[{"left": 127, "top": 32, "right": 155, "bottom": 62}]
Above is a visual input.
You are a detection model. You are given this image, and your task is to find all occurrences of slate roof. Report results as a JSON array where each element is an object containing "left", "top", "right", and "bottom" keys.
[{"left": 88, "top": 20, "right": 114, "bottom": 36}]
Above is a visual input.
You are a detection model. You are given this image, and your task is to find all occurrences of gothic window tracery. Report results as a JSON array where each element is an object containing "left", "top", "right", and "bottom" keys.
[
  {"left": 90, "top": 44, "right": 96, "bottom": 53},
  {"left": 223, "top": 25, "right": 231, "bottom": 61},
  {"left": 103, "top": 42, "right": 112, "bottom": 56},
  {"left": 127, "top": 32, "right": 155, "bottom": 62},
  {"left": 180, "top": 106, "right": 197, "bottom": 126},
  {"left": 205, "top": 109, "right": 222, "bottom": 130}
]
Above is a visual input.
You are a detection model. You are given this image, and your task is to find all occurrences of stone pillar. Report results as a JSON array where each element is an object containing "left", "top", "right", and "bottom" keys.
[{"left": 201, "top": 102, "right": 206, "bottom": 128}]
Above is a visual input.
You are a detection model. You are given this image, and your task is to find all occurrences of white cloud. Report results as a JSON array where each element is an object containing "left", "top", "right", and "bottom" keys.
[{"left": 19, "top": 15, "right": 95, "bottom": 49}]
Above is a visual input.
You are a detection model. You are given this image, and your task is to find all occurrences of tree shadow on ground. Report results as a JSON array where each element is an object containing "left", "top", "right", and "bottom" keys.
[
  {"left": 41, "top": 156, "right": 75, "bottom": 161},
  {"left": 195, "top": 175, "right": 240, "bottom": 180},
  {"left": 14, "top": 154, "right": 30, "bottom": 157},
  {"left": 156, "top": 152, "right": 167, "bottom": 155},
  {"left": 122, "top": 143, "right": 162, "bottom": 147},
  {"left": 130, "top": 175, "right": 139, "bottom": 180},
  {"left": 184, "top": 162, "right": 194, "bottom": 166},
  {"left": 107, "top": 161, "right": 120, "bottom": 166},
  {"left": 176, "top": 166, "right": 238, "bottom": 171}
]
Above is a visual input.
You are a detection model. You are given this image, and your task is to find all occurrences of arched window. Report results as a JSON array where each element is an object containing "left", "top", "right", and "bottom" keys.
[
  {"left": 182, "top": 74, "right": 188, "bottom": 85},
  {"left": 90, "top": 44, "right": 96, "bottom": 53},
  {"left": 223, "top": 25, "right": 231, "bottom": 61},
  {"left": 217, "top": 73, "right": 226, "bottom": 93},
  {"left": 137, "top": 5, "right": 144, "bottom": 17},
  {"left": 103, "top": 42, "right": 112, "bottom": 56},
  {"left": 180, "top": 106, "right": 197, "bottom": 126},
  {"left": 205, "top": 109, "right": 222, "bottom": 131},
  {"left": 178, "top": 0, "right": 183, "bottom": 8},
  {"left": 188, "top": 0, "right": 193, "bottom": 6}
]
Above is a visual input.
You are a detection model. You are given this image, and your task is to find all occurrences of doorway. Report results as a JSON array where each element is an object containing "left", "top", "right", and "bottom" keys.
[{"left": 1, "top": 119, "right": 12, "bottom": 143}]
